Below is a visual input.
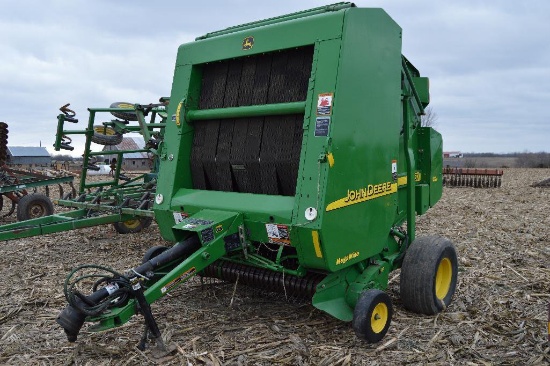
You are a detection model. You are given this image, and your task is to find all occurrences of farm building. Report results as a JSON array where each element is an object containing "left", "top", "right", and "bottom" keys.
[
  {"left": 7, "top": 146, "right": 51, "bottom": 167},
  {"left": 102, "top": 137, "right": 152, "bottom": 171}
]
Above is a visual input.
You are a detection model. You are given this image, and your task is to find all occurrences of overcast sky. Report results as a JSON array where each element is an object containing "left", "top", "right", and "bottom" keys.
[{"left": 1, "top": 1, "right": 548, "bottom": 155}]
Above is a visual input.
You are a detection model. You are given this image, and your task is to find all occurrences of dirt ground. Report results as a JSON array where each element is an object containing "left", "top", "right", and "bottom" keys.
[{"left": 0, "top": 169, "right": 548, "bottom": 365}]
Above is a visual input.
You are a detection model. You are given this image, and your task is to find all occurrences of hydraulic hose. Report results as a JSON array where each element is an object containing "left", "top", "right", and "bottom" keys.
[{"left": 56, "top": 235, "right": 201, "bottom": 342}]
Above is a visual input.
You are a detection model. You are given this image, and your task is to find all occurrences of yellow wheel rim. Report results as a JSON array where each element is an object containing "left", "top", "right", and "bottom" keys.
[
  {"left": 94, "top": 126, "right": 116, "bottom": 136},
  {"left": 123, "top": 219, "right": 141, "bottom": 229},
  {"left": 370, "top": 302, "right": 388, "bottom": 334},
  {"left": 435, "top": 257, "right": 453, "bottom": 300}
]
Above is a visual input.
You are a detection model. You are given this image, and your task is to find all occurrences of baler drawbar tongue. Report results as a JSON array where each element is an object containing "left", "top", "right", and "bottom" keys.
[{"left": 443, "top": 167, "right": 503, "bottom": 188}]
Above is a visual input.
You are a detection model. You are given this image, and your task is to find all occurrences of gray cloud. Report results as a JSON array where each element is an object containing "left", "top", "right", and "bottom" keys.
[{"left": 1, "top": 0, "right": 548, "bottom": 154}]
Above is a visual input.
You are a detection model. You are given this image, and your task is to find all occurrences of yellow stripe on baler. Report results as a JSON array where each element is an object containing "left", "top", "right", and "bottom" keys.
[{"left": 312, "top": 230, "right": 323, "bottom": 258}]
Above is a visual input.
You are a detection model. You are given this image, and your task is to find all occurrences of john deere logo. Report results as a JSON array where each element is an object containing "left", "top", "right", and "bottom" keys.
[{"left": 242, "top": 36, "right": 254, "bottom": 50}]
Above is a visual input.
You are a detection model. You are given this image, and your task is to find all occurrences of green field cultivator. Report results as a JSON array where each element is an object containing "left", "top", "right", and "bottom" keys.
[
  {"left": 443, "top": 167, "right": 503, "bottom": 188},
  {"left": 0, "top": 101, "right": 167, "bottom": 240},
  {"left": 55, "top": 3, "right": 458, "bottom": 353},
  {"left": 0, "top": 122, "right": 76, "bottom": 221}
]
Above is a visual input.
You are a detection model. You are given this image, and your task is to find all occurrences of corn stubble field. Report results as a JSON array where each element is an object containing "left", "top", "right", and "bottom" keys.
[{"left": 0, "top": 168, "right": 548, "bottom": 365}]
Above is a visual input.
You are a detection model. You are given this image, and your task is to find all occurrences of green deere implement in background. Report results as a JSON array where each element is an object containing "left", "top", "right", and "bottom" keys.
[
  {"left": 57, "top": 3, "right": 458, "bottom": 352},
  {"left": 0, "top": 101, "right": 166, "bottom": 240}
]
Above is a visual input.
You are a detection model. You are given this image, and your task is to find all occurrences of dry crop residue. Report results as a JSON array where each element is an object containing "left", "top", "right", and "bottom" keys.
[{"left": 0, "top": 168, "right": 548, "bottom": 365}]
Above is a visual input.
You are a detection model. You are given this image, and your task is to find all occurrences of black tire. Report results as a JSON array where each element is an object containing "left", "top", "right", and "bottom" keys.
[
  {"left": 140, "top": 216, "right": 154, "bottom": 229},
  {"left": 91, "top": 125, "right": 123, "bottom": 146},
  {"left": 17, "top": 193, "right": 54, "bottom": 221},
  {"left": 400, "top": 236, "right": 458, "bottom": 315},
  {"left": 112, "top": 217, "right": 151, "bottom": 234},
  {"left": 110, "top": 102, "right": 138, "bottom": 121},
  {"left": 352, "top": 289, "right": 393, "bottom": 343},
  {"left": 142, "top": 245, "right": 169, "bottom": 264}
]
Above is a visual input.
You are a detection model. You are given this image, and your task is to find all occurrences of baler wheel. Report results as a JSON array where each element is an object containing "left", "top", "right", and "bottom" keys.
[
  {"left": 400, "top": 236, "right": 458, "bottom": 315},
  {"left": 352, "top": 289, "right": 393, "bottom": 343},
  {"left": 16, "top": 193, "right": 54, "bottom": 221},
  {"left": 109, "top": 102, "right": 138, "bottom": 121},
  {"left": 112, "top": 217, "right": 152, "bottom": 234},
  {"left": 91, "top": 125, "right": 123, "bottom": 146}
]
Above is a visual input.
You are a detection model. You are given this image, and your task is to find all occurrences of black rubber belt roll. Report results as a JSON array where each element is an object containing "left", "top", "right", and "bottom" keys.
[{"left": 192, "top": 46, "right": 314, "bottom": 196}]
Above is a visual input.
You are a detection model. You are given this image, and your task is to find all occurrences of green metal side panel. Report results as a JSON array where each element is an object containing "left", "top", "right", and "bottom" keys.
[
  {"left": 415, "top": 184, "right": 430, "bottom": 214},
  {"left": 292, "top": 38, "right": 341, "bottom": 270},
  {"left": 416, "top": 127, "right": 443, "bottom": 208},
  {"left": 177, "top": 12, "right": 346, "bottom": 65},
  {"left": 317, "top": 9, "right": 403, "bottom": 272},
  {"left": 412, "top": 77, "right": 430, "bottom": 107},
  {"left": 169, "top": 189, "right": 294, "bottom": 243},
  {"left": 153, "top": 65, "right": 198, "bottom": 242},
  {"left": 429, "top": 128, "right": 443, "bottom": 206}
]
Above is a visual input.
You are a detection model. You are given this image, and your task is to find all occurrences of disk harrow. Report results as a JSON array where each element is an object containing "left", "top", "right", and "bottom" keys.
[
  {"left": 0, "top": 121, "right": 76, "bottom": 221},
  {"left": 0, "top": 166, "right": 76, "bottom": 220},
  {"left": 443, "top": 167, "right": 503, "bottom": 188}
]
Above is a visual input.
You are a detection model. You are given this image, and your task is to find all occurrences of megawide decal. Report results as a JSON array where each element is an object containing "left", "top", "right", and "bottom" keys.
[
  {"left": 326, "top": 181, "right": 397, "bottom": 211},
  {"left": 336, "top": 251, "right": 360, "bottom": 265},
  {"left": 242, "top": 36, "right": 254, "bottom": 50}
]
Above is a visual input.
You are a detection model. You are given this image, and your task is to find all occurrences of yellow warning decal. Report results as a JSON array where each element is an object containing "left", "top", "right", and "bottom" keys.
[
  {"left": 175, "top": 101, "right": 183, "bottom": 126},
  {"left": 327, "top": 152, "right": 335, "bottom": 167},
  {"left": 397, "top": 176, "right": 407, "bottom": 186},
  {"left": 161, "top": 267, "right": 196, "bottom": 294},
  {"left": 397, "top": 172, "right": 422, "bottom": 187},
  {"left": 326, "top": 181, "right": 397, "bottom": 212}
]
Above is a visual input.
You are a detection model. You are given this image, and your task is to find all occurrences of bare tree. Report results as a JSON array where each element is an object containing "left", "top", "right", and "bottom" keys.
[
  {"left": 51, "top": 154, "right": 74, "bottom": 161},
  {"left": 421, "top": 106, "right": 438, "bottom": 128}
]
